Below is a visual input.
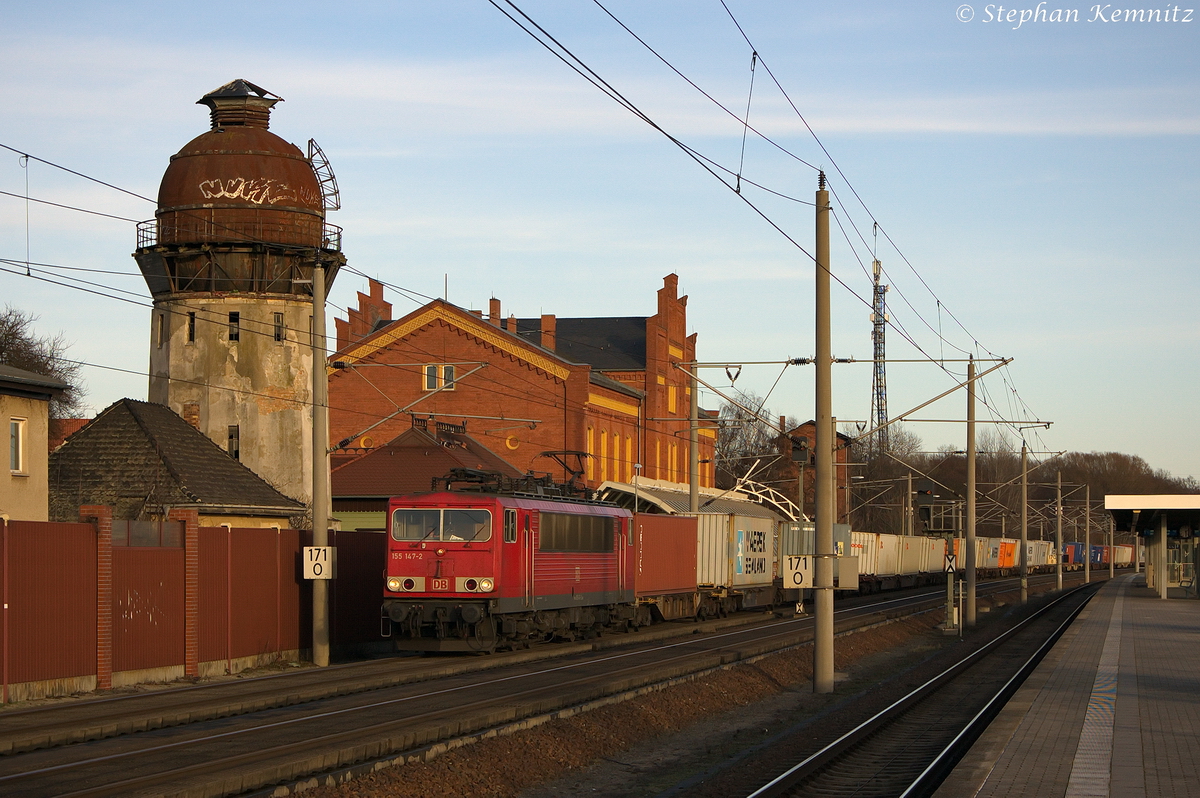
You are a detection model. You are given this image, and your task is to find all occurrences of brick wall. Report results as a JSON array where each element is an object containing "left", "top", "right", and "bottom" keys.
[
  {"left": 81, "top": 505, "right": 113, "bottom": 689},
  {"left": 167, "top": 508, "right": 200, "bottom": 677}
]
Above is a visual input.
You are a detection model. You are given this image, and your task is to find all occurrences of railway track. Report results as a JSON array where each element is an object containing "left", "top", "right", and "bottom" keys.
[
  {"left": 0, "top": 573, "right": 1093, "bottom": 798},
  {"left": 733, "top": 581, "right": 1099, "bottom": 798}
]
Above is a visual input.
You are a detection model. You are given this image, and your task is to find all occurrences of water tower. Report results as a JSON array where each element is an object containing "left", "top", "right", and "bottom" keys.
[{"left": 134, "top": 79, "right": 345, "bottom": 504}]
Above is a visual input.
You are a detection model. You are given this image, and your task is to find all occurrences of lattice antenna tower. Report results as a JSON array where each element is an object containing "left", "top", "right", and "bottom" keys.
[{"left": 870, "top": 258, "right": 889, "bottom": 451}]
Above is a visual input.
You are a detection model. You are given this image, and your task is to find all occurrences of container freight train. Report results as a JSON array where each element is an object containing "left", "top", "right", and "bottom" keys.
[
  {"left": 1062, "top": 542, "right": 1136, "bottom": 569},
  {"left": 379, "top": 473, "right": 1136, "bottom": 652},
  {"left": 380, "top": 473, "right": 779, "bottom": 652},
  {"left": 948, "top": 539, "right": 1136, "bottom": 575}
]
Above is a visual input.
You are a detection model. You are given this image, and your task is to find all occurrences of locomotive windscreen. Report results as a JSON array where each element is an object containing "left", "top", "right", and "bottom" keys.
[{"left": 391, "top": 509, "right": 492, "bottom": 542}]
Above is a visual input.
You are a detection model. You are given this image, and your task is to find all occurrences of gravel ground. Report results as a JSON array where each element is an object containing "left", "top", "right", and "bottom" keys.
[
  {"left": 302, "top": 612, "right": 952, "bottom": 798},
  {"left": 292, "top": 578, "right": 1083, "bottom": 798}
]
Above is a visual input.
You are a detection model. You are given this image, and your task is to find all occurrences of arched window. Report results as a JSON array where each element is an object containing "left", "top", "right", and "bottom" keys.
[
  {"left": 599, "top": 430, "right": 608, "bottom": 483},
  {"left": 625, "top": 436, "right": 633, "bottom": 483},
  {"left": 586, "top": 426, "right": 595, "bottom": 480},
  {"left": 612, "top": 432, "right": 620, "bottom": 484}
]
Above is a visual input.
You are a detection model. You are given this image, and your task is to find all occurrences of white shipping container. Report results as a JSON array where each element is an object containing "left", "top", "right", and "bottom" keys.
[
  {"left": 923, "top": 536, "right": 947, "bottom": 573},
  {"left": 1025, "top": 541, "right": 1050, "bottom": 568},
  {"left": 694, "top": 513, "right": 777, "bottom": 590},
  {"left": 732, "top": 515, "right": 776, "bottom": 587},
  {"left": 876, "top": 534, "right": 901, "bottom": 576},
  {"left": 782, "top": 522, "right": 814, "bottom": 557},
  {"left": 979, "top": 538, "right": 1000, "bottom": 570},
  {"left": 899, "top": 537, "right": 923, "bottom": 575},
  {"left": 851, "top": 531, "right": 875, "bottom": 576},
  {"left": 695, "top": 513, "right": 728, "bottom": 588}
]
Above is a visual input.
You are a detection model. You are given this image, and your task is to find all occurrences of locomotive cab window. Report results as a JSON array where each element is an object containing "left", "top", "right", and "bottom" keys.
[
  {"left": 391, "top": 508, "right": 492, "bottom": 542},
  {"left": 538, "top": 512, "right": 615, "bottom": 553}
]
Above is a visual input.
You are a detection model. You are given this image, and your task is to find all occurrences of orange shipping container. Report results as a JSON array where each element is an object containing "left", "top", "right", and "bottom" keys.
[
  {"left": 998, "top": 539, "right": 1017, "bottom": 569},
  {"left": 633, "top": 514, "right": 697, "bottom": 597}
]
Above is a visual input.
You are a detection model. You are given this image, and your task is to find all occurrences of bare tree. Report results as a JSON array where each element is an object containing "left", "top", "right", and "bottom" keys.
[
  {"left": 714, "top": 389, "right": 798, "bottom": 490},
  {"left": 0, "top": 306, "right": 86, "bottom": 419},
  {"left": 847, "top": 423, "right": 925, "bottom": 534}
]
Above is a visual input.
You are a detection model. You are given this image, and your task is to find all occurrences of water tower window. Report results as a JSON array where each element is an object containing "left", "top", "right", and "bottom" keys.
[
  {"left": 228, "top": 312, "right": 240, "bottom": 342},
  {"left": 157, "top": 313, "right": 168, "bottom": 348},
  {"left": 187, "top": 312, "right": 196, "bottom": 343},
  {"left": 227, "top": 425, "right": 240, "bottom": 460},
  {"left": 273, "top": 312, "right": 285, "bottom": 342}
]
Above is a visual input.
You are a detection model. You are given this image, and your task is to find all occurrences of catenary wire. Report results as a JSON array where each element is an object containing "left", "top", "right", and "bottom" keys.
[{"left": 0, "top": 189, "right": 142, "bottom": 223}]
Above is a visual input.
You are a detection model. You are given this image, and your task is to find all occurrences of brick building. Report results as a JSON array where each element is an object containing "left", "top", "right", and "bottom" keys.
[
  {"left": 782, "top": 419, "right": 853, "bottom": 523},
  {"left": 328, "top": 274, "right": 715, "bottom": 489}
]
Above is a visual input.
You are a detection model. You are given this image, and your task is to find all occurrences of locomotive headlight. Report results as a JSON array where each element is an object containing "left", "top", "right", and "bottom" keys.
[
  {"left": 386, "top": 577, "right": 402, "bottom": 592},
  {"left": 478, "top": 578, "right": 494, "bottom": 592}
]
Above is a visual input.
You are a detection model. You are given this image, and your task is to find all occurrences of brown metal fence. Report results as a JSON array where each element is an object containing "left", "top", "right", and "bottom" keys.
[
  {"left": 0, "top": 521, "right": 97, "bottom": 689},
  {"left": 198, "top": 528, "right": 310, "bottom": 668},
  {"left": 0, "top": 516, "right": 385, "bottom": 700},
  {"left": 112, "top": 547, "right": 185, "bottom": 673},
  {"left": 329, "top": 530, "right": 386, "bottom": 649}
]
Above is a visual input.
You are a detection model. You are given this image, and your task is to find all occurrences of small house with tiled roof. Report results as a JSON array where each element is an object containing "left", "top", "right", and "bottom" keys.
[
  {"left": 49, "top": 399, "right": 303, "bottom": 526},
  {"left": 331, "top": 418, "right": 525, "bottom": 531}
]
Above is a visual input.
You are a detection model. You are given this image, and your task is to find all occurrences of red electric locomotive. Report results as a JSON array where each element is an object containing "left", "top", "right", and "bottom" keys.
[{"left": 382, "top": 470, "right": 649, "bottom": 652}]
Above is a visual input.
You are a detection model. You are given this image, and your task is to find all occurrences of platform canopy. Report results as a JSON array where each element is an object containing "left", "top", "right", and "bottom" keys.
[{"left": 1105, "top": 494, "right": 1200, "bottom": 535}]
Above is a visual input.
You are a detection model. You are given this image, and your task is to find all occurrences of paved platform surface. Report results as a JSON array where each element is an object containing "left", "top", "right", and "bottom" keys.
[{"left": 935, "top": 573, "right": 1200, "bottom": 798}]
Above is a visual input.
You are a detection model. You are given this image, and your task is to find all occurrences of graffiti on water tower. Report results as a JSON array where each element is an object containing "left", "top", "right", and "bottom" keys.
[{"left": 199, "top": 177, "right": 316, "bottom": 207}]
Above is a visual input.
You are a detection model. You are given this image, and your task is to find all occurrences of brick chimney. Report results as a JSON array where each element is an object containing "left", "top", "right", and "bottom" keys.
[
  {"left": 182, "top": 403, "right": 201, "bottom": 430},
  {"left": 540, "top": 314, "right": 556, "bottom": 351},
  {"left": 489, "top": 297, "right": 502, "bottom": 327},
  {"left": 506, "top": 314, "right": 516, "bottom": 333}
]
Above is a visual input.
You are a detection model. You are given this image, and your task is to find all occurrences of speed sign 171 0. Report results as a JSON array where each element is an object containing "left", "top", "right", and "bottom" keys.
[
  {"left": 785, "top": 555, "right": 813, "bottom": 590},
  {"left": 303, "top": 546, "right": 336, "bottom": 580}
]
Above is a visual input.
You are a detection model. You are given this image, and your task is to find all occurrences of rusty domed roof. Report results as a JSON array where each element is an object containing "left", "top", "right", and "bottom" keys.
[{"left": 154, "top": 80, "right": 323, "bottom": 248}]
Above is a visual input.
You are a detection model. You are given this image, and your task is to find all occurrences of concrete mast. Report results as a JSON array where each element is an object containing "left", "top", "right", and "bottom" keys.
[{"left": 814, "top": 172, "right": 834, "bottom": 695}]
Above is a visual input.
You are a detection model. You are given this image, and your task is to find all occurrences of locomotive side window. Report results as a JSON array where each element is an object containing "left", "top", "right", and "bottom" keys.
[
  {"left": 539, "top": 512, "right": 615, "bottom": 552},
  {"left": 390, "top": 508, "right": 492, "bottom": 542},
  {"left": 504, "top": 509, "right": 517, "bottom": 543}
]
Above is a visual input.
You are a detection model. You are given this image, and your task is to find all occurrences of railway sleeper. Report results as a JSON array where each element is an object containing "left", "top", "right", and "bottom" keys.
[{"left": 383, "top": 600, "right": 655, "bottom": 653}]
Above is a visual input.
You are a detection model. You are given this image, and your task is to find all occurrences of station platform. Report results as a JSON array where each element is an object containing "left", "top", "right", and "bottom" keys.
[{"left": 935, "top": 573, "right": 1200, "bottom": 798}]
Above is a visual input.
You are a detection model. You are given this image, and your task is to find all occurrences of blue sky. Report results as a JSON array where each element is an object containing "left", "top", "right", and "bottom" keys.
[{"left": 1, "top": 1, "right": 1197, "bottom": 478}]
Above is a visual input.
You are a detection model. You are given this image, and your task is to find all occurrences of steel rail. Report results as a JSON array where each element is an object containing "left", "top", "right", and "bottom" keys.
[
  {"left": 2, "top": 589, "right": 945, "bottom": 782},
  {"left": 21, "top": 597, "right": 955, "bottom": 798},
  {"left": 0, "top": 577, "right": 1058, "bottom": 796},
  {"left": 0, "top": 574, "right": 1092, "bottom": 798},
  {"left": 0, "top": 571, "right": 1082, "bottom": 763},
  {"left": 743, "top": 582, "right": 1098, "bottom": 798},
  {"left": 897, "top": 587, "right": 1091, "bottom": 797}
]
